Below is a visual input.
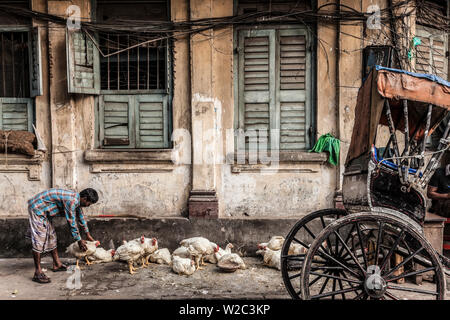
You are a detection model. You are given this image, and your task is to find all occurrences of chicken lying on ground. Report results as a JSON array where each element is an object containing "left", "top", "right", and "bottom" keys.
[
  {"left": 288, "top": 243, "right": 307, "bottom": 255},
  {"left": 149, "top": 248, "right": 171, "bottom": 265},
  {"left": 113, "top": 238, "right": 145, "bottom": 275},
  {"left": 261, "top": 245, "right": 281, "bottom": 270},
  {"left": 217, "top": 250, "right": 246, "bottom": 271},
  {"left": 65, "top": 240, "right": 100, "bottom": 269},
  {"left": 172, "top": 246, "right": 190, "bottom": 259},
  {"left": 257, "top": 235, "right": 306, "bottom": 257},
  {"left": 171, "top": 255, "right": 196, "bottom": 276},
  {"left": 179, "top": 237, "right": 216, "bottom": 270},
  {"left": 258, "top": 236, "right": 285, "bottom": 251},
  {"left": 86, "top": 247, "right": 116, "bottom": 264}
]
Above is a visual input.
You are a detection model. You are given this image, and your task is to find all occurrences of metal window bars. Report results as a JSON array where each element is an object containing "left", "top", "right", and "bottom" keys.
[
  {"left": 99, "top": 32, "right": 167, "bottom": 92},
  {"left": 0, "top": 31, "right": 29, "bottom": 98}
]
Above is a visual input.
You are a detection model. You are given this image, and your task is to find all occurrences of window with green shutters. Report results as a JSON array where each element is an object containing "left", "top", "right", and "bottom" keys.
[
  {"left": 66, "top": 29, "right": 172, "bottom": 149},
  {"left": 0, "top": 98, "right": 33, "bottom": 131},
  {"left": 415, "top": 25, "right": 448, "bottom": 80},
  {"left": 98, "top": 94, "right": 169, "bottom": 149},
  {"left": 0, "top": 27, "right": 42, "bottom": 132},
  {"left": 236, "top": 27, "right": 313, "bottom": 152}
]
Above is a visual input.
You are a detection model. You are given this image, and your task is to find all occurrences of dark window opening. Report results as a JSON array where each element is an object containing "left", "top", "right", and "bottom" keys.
[
  {"left": 0, "top": 0, "right": 31, "bottom": 25},
  {"left": 99, "top": 33, "right": 167, "bottom": 91},
  {"left": 0, "top": 32, "right": 30, "bottom": 98},
  {"left": 237, "top": 0, "right": 312, "bottom": 15},
  {"left": 416, "top": 0, "right": 448, "bottom": 29}
]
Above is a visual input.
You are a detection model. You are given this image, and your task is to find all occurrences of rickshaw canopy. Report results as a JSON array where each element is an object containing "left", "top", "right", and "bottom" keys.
[{"left": 346, "top": 65, "right": 450, "bottom": 166}]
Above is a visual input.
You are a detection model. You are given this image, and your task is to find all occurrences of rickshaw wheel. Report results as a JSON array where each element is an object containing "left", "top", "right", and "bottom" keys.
[
  {"left": 300, "top": 212, "right": 446, "bottom": 300},
  {"left": 281, "top": 208, "right": 347, "bottom": 299}
]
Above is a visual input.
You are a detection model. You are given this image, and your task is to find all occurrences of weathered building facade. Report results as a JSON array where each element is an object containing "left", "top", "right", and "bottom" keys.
[{"left": 0, "top": 0, "right": 448, "bottom": 225}]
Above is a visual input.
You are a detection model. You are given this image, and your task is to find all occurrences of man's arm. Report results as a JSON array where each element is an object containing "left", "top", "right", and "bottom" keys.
[
  {"left": 64, "top": 199, "right": 82, "bottom": 242},
  {"left": 76, "top": 207, "right": 94, "bottom": 242},
  {"left": 427, "top": 186, "right": 450, "bottom": 200}
]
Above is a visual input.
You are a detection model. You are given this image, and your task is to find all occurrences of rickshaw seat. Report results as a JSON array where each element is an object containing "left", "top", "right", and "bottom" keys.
[{"left": 371, "top": 146, "right": 421, "bottom": 175}]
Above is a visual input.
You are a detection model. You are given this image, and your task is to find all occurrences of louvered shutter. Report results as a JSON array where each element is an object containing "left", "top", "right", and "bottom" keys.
[
  {"left": 0, "top": 98, "right": 33, "bottom": 131},
  {"left": 238, "top": 29, "right": 276, "bottom": 151},
  {"left": 136, "top": 94, "right": 168, "bottom": 148},
  {"left": 99, "top": 95, "right": 133, "bottom": 147},
  {"left": 28, "top": 27, "right": 42, "bottom": 97},
  {"left": 277, "top": 29, "right": 311, "bottom": 150},
  {"left": 415, "top": 25, "right": 448, "bottom": 80},
  {"left": 66, "top": 29, "right": 100, "bottom": 94}
]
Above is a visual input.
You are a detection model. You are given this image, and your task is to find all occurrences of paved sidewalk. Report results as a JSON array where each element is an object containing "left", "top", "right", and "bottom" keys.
[{"left": 1, "top": 257, "right": 449, "bottom": 300}]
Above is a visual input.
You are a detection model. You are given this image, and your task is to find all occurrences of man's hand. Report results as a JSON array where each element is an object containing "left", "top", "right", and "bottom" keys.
[
  {"left": 78, "top": 239, "right": 87, "bottom": 251},
  {"left": 86, "top": 232, "right": 95, "bottom": 242}
]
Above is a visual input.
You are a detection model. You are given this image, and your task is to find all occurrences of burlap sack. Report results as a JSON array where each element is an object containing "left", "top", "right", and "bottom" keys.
[{"left": 0, "top": 130, "right": 36, "bottom": 156}]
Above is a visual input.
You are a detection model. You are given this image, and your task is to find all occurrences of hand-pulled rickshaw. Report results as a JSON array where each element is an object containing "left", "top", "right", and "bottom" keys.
[{"left": 281, "top": 66, "right": 450, "bottom": 300}]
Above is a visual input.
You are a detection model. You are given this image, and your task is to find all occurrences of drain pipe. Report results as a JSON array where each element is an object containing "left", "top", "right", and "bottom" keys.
[{"left": 334, "top": 0, "right": 343, "bottom": 209}]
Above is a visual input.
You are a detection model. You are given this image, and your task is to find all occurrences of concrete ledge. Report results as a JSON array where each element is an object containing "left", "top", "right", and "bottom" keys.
[
  {"left": 0, "top": 216, "right": 305, "bottom": 258},
  {"left": 84, "top": 149, "right": 174, "bottom": 163},
  {"left": 227, "top": 151, "right": 328, "bottom": 163}
]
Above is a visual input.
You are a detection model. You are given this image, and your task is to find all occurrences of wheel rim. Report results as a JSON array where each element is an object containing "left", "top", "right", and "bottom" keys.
[
  {"left": 300, "top": 212, "right": 446, "bottom": 300},
  {"left": 281, "top": 209, "right": 347, "bottom": 299}
]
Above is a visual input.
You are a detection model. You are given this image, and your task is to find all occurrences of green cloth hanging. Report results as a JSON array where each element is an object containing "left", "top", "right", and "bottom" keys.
[{"left": 309, "top": 133, "right": 340, "bottom": 166}]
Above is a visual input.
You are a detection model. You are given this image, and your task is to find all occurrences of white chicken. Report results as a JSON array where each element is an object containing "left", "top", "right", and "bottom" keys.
[
  {"left": 179, "top": 237, "right": 216, "bottom": 270},
  {"left": 171, "top": 255, "right": 196, "bottom": 276},
  {"left": 113, "top": 238, "right": 145, "bottom": 275},
  {"left": 172, "top": 246, "right": 191, "bottom": 259},
  {"left": 207, "top": 243, "right": 234, "bottom": 264},
  {"left": 65, "top": 240, "right": 100, "bottom": 269},
  {"left": 288, "top": 243, "right": 307, "bottom": 255},
  {"left": 130, "top": 236, "right": 158, "bottom": 267},
  {"left": 86, "top": 247, "right": 116, "bottom": 264},
  {"left": 261, "top": 246, "right": 281, "bottom": 270},
  {"left": 217, "top": 252, "right": 246, "bottom": 270},
  {"left": 149, "top": 248, "right": 172, "bottom": 265},
  {"left": 258, "top": 236, "right": 285, "bottom": 251}
]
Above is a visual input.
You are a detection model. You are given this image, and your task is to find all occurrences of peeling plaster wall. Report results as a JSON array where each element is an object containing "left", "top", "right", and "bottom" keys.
[
  {"left": 75, "top": 0, "right": 192, "bottom": 218},
  {"left": 0, "top": 0, "right": 192, "bottom": 218},
  {"left": 0, "top": 0, "right": 52, "bottom": 217},
  {"left": 0, "top": 0, "right": 410, "bottom": 219},
  {"left": 0, "top": 163, "right": 52, "bottom": 216},
  {"left": 222, "top": 164, "right": 335, "bottom": 217}
]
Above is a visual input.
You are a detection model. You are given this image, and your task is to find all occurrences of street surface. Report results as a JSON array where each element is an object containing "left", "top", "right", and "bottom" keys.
[{"left": 0, "top": 256, "right": 448, "bottom": 300}]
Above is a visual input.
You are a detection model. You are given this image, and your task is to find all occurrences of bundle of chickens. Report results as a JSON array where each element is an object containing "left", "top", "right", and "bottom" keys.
[{"left": 256, "top": 235, "right": 307, "bottom": 270}]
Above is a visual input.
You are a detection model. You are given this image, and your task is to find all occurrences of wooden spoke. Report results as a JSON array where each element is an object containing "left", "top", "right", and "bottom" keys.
[
  {"left": 318, "top": 276, "right": 331, "bottom": 295},
  {"left": 334, "top": 229, "right": 366, "bottom": 276},
  {"left": 311, "top": 285, "right": 362, "bottom": 300},
  {"left": 353, "top": 290, "right": 366, "bottom": 300},
  {"left": 384, "top": 290, "right": 400, "bottom": 300},
  {"left": 309, "top": 271, "right": 362, "bottom": 285},
  {"left": 316, "top": 248, "right": 361, "bottom": 278},
  {"left": 374, "top": 222, "right": 384, "bottom": 266},
  {"left": 386, "top": 266, "right": 436, "bottom": 283},
  {"left": 380, "top": 230, "right": 405, "bottom": 273},
  {"left": 309, "top": 273, "right": 324, "bottom": 287},
  {"left": 386, "top": 285, "right": 439, "bottom": 296},
  {"left": 288, "top": 272, "right": 302, "bottom": 280},
  {"left": 384, "top": 246, "right": 424, "bottom": 278}
]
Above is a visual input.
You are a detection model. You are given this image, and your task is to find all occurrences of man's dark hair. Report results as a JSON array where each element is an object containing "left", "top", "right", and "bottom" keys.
[{"left": 80, "top": 188, "right": 99, "bottom": 204}]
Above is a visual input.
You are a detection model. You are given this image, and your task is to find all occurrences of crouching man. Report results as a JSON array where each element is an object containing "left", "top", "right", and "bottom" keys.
[
  {"left": 427, "top": 163, "right": 450, "bottom": 217},
  {"left": 26, "top": 188, "right": 99, "bottom": 284}
]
